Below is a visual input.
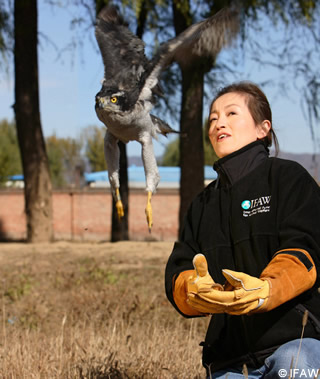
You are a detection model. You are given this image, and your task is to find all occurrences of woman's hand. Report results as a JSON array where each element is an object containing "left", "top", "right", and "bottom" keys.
[
  {"left": 188, "top": 269, "right": 270, "bottom": 315},
  {"left": 186, "top": 254, "right": 226, "bottom": 314},
  {"left": 173, "top": 253, "right": 223, "bottom": 316},
  {"left": 187, "top": 249, "right": 316, "bottom": 316}
]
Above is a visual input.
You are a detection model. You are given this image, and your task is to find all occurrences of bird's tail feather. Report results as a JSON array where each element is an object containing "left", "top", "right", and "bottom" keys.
[{"left": 151, "top": 115, "right": 186, "bottom": 137}]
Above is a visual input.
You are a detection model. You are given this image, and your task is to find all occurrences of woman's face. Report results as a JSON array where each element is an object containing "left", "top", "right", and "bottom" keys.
[{"left": 208, "top": 92, "right": 270, "bottom": 158}]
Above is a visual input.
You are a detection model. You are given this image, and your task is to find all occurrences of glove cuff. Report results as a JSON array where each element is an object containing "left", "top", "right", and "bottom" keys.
[{"left": 258, "top": 249, "right": 317, "bottom": 312}]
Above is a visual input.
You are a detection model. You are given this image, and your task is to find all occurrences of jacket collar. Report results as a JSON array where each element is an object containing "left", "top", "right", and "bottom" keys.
[{"left": 213, "top": 140, "right": 269, "bottom": 187}]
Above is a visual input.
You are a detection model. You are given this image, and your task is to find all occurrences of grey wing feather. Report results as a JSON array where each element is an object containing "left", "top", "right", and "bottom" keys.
[
  {"left": 95, "top": 6, "right": 150, "bottom": 92},
  {"left": 163, "top": 7, "right": 240, "bottom": 65},
  {"left": 139, "top": 7, "right": 240, "bottom": 101}
]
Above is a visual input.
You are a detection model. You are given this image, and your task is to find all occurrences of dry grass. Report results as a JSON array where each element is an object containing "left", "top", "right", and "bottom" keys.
[{"left": 0, "top": 241, "right": 209, "bottom": 378}]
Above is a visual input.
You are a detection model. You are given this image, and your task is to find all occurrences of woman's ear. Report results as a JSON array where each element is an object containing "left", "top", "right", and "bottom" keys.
[{"left": 257, "top": 120, "right": 271, "bottom": 139}]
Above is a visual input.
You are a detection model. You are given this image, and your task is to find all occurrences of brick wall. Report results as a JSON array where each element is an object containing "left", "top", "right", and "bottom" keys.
[{"left": 0, "top": 188, "right": 179, "bottom": 241}]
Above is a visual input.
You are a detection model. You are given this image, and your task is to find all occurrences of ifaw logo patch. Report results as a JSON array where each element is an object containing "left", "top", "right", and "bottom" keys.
[{"left": 241, "top": 195, "right": 271, "bottom": 217}]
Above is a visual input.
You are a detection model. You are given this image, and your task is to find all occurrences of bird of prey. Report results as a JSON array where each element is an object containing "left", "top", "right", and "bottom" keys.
[{"left": 95, "top": 5, "right": 239, "bottom": 231}]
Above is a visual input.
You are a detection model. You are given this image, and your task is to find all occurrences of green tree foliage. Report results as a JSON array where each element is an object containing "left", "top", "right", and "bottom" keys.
[
  {"left": 161, "top": 138, "right": 179, "bottom": 166},
  {"left": 82, "top": 125, "right": 107, "bottom": 172},
  {"left": 203, "top": 118, "right": 219, "bottom": 165},
  {"left": 46, "top": 135, "right": 65, "bottom": 187},
  {"left": 0, "top": 119, "right": 22, "bottom": 183},
  {"left": 46, "top": 135, "right": 84, "bottom": 188},
  {"left": 161, "top": 119, "right": 218, "bottom": 167}
]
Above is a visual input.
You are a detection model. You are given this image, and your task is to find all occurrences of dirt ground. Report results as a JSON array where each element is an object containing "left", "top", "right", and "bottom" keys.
[
  {"left": 0, "top": 241, "right": 178, "bottom": 276},
  {"left": 0, "top": 241, "right": 208, "bottom": 378},
  {"left": 0, "top": 240, "right": 175, "bottom": 266}
]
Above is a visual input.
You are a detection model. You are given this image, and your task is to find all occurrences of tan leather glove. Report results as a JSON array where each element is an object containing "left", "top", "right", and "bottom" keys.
[
  {"left": 191, "top": 249, "right": 317, "bottom": 316},
  {"left": 259, "top": 249, "right": 317, "bottom": 311},
  {"left": 187, "top": 254, "right": 223, "bottom": 293},
  {"left": 194, "top": 269, "right": 270, "bottom": 315},
  {"left": 173, "top": 254, "right": 223, "bottom": 316},
  {"left": 186, "top": 254, "right": 225, "bottom": 314}
]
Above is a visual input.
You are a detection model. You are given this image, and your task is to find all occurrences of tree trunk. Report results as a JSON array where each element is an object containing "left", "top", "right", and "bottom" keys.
[
  {"left": 172, "top": 0, "right": 205, "bottom": 235},
  {"left": 95, "top": 1, "right": 130, "bottom": 241},
  {"left": 14, "top": 0, "right": 53, "bottom": 242},
  {"left": 178, "top": 66, "right": 205, "bottom": 234}
]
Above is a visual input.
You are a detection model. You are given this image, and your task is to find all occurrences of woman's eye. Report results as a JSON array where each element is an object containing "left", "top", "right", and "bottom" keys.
[
  {"left": 228, "top": 111, "right": 236, "bottom": 116},
  {"left": 111, "top": 97, "right": 118, "bottom": 103}
]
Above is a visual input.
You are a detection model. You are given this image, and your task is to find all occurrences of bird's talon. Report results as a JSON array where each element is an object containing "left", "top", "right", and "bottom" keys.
[
  {"left": 145, "top": 191, "right": 153, "bottom": 231},
  {"left": 116, "top": 200, "right": 124, "bottom": 220},
  {"left": 145, "top": 208, "right": 153, "bottom": 232}
]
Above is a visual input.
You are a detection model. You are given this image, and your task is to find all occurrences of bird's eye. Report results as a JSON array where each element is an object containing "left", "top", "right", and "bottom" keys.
[{"left": 111, "top": 97, "right": 118, "bottom": 103}]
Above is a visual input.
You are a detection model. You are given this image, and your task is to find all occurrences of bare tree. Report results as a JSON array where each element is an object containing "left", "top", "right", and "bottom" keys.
[
  {"left": 14, "top": 0, "right": 53, "bottom": 242},
  {"left": 171, "top": 0, "right": 239, "bottom": 234}
]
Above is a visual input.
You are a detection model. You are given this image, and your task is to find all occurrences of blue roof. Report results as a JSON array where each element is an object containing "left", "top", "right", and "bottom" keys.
[
  {"left": 84, "top": 165, "right": 217, "bottom": 183},
  {"left": 8, "top": 175, "right": 24, "bottom": 181},
  {"left": 7, "top": 167, "right": 217, "bottom": 186}
]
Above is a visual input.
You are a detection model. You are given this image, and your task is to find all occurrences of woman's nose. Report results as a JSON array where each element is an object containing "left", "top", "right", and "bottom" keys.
[
  {"left": 216, "top": 114, "right": 227, "bottom": 129},
  {"left": 216, "top": 123, "right": 225, "bottom": 130},
  {"left": 211, "top": 119, "right": 226, "bottom": 134},
  {"left": 209, "top": 121, "right": 223, "bottom": 137}
]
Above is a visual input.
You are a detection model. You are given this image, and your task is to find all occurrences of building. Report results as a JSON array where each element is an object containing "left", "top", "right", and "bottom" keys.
[
  {"left": 0, "top": 166, "right": 217, "bottom": 241},
  {"left": 84, "top": 165, "right": 217, "bottom": 188}
]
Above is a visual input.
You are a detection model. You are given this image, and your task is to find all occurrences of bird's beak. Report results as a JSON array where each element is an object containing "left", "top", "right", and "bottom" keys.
[{"left": 95, "top": 96, "right": 105, "bottom": 109}]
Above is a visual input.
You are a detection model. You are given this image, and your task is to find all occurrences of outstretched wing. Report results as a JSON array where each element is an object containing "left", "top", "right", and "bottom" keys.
[
  {"left": 95, "top": 6, "right": 150, "bottom": 93},
  {"left": 139, "top": 7, "right": 240, "bottom": 101}
]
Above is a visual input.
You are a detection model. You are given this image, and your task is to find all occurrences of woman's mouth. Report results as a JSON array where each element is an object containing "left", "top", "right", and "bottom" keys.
[{"left": 218, "top": 134, "right": 230, "bottom": 141}]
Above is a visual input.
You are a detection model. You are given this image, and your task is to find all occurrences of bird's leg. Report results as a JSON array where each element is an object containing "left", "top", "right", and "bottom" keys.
[
  {"left": 104, "top": 131, "right": 124, "bottom": 219},
  {"left": 140, "top": 133, "right": 160, "bottom": 232},
  {"left": 145, "top": 191, "right": 153, "bottom": 232},
  {"left": 115, "top": 188, "right": 124, "bottom": 220}
]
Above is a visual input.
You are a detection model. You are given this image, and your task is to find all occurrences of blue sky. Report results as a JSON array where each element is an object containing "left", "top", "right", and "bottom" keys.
[{"left": 0, "top": 2, "right": 317, "bottom": 157}]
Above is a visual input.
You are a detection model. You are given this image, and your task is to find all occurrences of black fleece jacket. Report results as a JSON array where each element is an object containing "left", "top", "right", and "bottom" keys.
[{"left": 165, "top": 141, "right": 320, "bottom": 372}]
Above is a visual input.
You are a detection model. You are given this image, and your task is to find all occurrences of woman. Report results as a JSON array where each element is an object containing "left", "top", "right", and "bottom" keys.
[{"left": 165, "top": 82, "right": 320, "bottom": 378}]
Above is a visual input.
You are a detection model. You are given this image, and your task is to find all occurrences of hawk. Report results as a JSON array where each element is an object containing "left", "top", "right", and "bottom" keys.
[{"left": 95, "top": 5, "right": 239, "bottom": 231}]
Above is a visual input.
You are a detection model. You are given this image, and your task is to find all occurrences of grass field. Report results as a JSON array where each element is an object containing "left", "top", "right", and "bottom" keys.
[{"left": 0, "top": 241, "right": 209, "bottom": 378}]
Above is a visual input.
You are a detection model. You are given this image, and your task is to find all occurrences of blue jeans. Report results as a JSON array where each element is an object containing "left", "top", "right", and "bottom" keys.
[{"left": 208, "top": 338, "right": 320, "bottom": 378}]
